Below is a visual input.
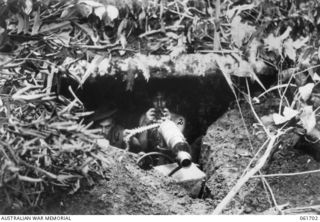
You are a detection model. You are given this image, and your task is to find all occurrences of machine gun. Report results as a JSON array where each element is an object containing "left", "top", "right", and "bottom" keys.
[{"left": 135, "top": 120, "right": 205, "bottom": 183}]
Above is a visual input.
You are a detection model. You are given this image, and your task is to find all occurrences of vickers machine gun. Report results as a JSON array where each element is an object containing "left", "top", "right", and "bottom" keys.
[{"left": 128, "top": 119, "right": 205, "bottom": 183}]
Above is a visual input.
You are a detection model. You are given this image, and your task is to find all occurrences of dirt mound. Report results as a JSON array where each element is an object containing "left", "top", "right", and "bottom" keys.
[
  {"left": 200, "top": 100, "right": 320, "bottom": 214},
  {"left": 36, "top": 147, "right": 213, "bottom": 215}
]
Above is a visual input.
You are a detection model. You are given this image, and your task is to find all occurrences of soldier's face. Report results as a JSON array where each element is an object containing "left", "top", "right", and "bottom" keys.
[
  {"left": 100, "top": 118, "right": 113, "bottom": 135},
  {"left": 153, "top": 94, "right": 166, "bottom": 109}
]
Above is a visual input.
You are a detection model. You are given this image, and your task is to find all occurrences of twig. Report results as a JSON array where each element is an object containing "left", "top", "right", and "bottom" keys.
[
  {"left": 245, "top": 79, "right": 270, "bottom": 137},
  {"left": 252, "top": 168, "right": 320, "bottom": 178},
  {"left": 71, "top": 41, "right": 120, "bottom": 50},
  {"left": 19, "top": 159, "right": 58, "bottom": 180},
  {"left": 196, "top": 50, "right": 240, "bottom": 53},
  {"left": 213, "top": 0, "right": 221, "bottom": 50},
  {"left": 18, "top": 175, "right": 43, "bottom": 183},
  {"left": 240, "top": 139, "right": 269, "bottom": 178},
  {"left": 257, "top": 84, "right": 297, "bottom": 99},
  {"left": 213, "top": 134, "right": 278, "bottom": 214},
  {"left": 261, "top": 176, "right": 283, "bottom": 214},
  {"left": 139, "top": 25, "right": 184, "bottom": 38},
  {"left": 283, "top": 205, "right": 320, "bottom": 214},
  {"left": 38, "top": 21, "right": 71, "bottom": 34},
  {"left": 259, "top": 171, "right": 273, "bottom": 209}
]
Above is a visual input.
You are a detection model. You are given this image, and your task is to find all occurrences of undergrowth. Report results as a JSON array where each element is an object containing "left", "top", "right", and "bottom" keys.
[{"left": 1, "top": 0, "right": 320, "bottom": 214}]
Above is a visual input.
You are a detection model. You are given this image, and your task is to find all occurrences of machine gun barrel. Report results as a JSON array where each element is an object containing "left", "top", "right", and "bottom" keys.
[{"left": 158, "top": 120, "right": 192, "bottom": 167}]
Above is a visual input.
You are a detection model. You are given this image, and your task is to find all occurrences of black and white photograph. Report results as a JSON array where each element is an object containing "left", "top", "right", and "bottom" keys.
[{"left": 0, "top": 0, "right": 320, "bottom": 218}]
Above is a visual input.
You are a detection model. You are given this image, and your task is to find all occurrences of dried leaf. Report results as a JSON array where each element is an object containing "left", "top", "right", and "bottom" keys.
[
  {"left": 138, "top": 10, "right": 146, "bottom": 27},
  {"left": 23, "top": 0, "right": 33, "bottom": 15},
  {"left": 60, "top": 6, "right": 74, "bottom": 18},
  {"left": 16, "top": 14, "right": 25, "bottom": 34},
  {"left": 299, "top": 83, "right": 315, "bottom": 101},
  {"left": 117, "top": 18, "right": 129, "bottom": 37},
  {"left": 54, "top": 31, "right": 71, "bottom": 45},
  {"left": 77, "top": 3, "right": 93, "bottom": 18},
  {"left": 80, "top": 55, "right": 105, "bottom": 85},
  {"left": 300, "top": 106, "right": 316, "bottom": 133},
  {"left": 75, "top": 23, "right": 99, "bottom": 44},
  {"left": 57, "top": 174, "right": 81, "bottom": 182},
  {"left": 119, "top": 34, "right": 127, "bottom": 49},
  {"left": 96, "top": 138, "right": 109, "bottom": 148},
  {"left": 31, "top": 8, "right": 41, "bottom": 35},
  {"left": 68, "top": 179, "right": 80, "bottom": 195},
  {"left": 39, "top": 21, "right": 71, "bottom": 34}
]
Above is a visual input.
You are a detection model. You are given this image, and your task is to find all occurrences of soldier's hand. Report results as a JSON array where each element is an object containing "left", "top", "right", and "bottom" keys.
[
  {"left": 145, "top": 108, "right": 156, "bottom": 123},
  {"left": 161, "top": 108, "right": 171, "bottom": 121}
]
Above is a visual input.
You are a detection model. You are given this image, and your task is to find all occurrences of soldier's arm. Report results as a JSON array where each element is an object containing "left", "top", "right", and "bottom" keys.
[{"left": 136, "top": 108, "right": 156, "bottom": 152}]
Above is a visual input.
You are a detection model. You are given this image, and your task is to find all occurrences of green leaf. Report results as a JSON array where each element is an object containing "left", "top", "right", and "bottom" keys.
[
  {"left": 264, "top": 34, "right": 282, "bottom": 56},
  {"left": 273, "top": 107, "right": 299, "bottom": 125},
  {"left": 283, "top": 39, "right": 296, "bottom": 61},
  {"left": 300, "top": 106, "right": 316, "bottom": 133},
  {"left": 312, "top": 73, "right": 320, "bottom": 82},
  {"left": 98, "top": 58, "right": 110, "bottom": 76},
  {"left": 94, "top": 6, "right": 106, "bottom": 20},
  {"left": 264, "top": 27, "right": 292, "bottom": 57},
  {"left": 230, "top": 16, "right": 255, "bottom": 47},
  {"left": 106, "top": 5, "right": 119, "bottom": 21},
  {"left": 292, "top": 36, "right": 309, "bottom": 49},
  {"left": 261, "top": 114, "right": 274, "bottom": 128},
  {"left": 299, "top": 83, "right": 315, "bottom": 101},
  {"left": 54, "top": 31, "right": 71, "bottom": 46}
]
